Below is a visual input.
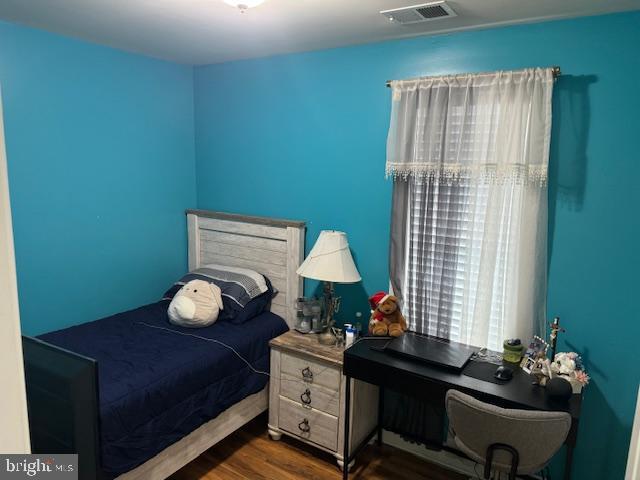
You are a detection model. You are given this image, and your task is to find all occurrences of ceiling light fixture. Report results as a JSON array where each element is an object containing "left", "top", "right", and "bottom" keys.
[{"left": 223, "top": 0, "right": 266, "bottom": 12}]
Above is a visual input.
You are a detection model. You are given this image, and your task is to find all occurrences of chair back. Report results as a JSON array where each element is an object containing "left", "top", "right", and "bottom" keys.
[{"left": 445, "top": 390, "right": 571, "bottom": 475}]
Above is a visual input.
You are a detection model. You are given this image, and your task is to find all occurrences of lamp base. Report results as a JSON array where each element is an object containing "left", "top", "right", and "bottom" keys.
[{"left": 318, "top": 328, "right": 337, "bottom": 346}]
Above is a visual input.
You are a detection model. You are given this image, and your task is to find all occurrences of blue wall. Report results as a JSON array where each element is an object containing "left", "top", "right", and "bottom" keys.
[
  {"left": 194, "top": 12, "right": 640, "bottom": 479},
  {"left": 0, "top": 21, "right": 196, "bottom": 335},
  {"left": 2, "top": 10, "right": 638, "bottom": 479}
]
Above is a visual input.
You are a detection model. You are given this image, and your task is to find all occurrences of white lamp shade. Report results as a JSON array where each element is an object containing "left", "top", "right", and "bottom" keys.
[{"left": 296, "top": 231, "right": 361, "bottom": 283}]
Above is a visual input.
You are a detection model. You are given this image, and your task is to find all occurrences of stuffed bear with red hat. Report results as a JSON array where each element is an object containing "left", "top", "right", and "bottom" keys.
[{"left": 368, "top": 291, "right": 407, "bottom": 337}]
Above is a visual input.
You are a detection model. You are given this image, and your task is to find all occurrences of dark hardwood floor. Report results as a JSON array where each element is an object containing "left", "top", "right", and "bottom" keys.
[{"left": 168, "top": 413, "right": 467, "bottom": 480}]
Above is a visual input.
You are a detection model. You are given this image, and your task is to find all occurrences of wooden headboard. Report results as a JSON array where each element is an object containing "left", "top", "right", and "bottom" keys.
[{"left": 186, "top": 210, "right": 306, "bottom": 328}]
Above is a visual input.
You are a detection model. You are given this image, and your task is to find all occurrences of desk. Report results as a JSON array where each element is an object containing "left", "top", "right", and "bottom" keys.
[{"left": 342, "top": 338, "right": 582, "bottom": 480}]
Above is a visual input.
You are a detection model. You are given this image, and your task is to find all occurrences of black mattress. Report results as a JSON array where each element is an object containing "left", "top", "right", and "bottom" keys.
[{"left": 39, "top": 300, "right": 288, "bottom": 476}]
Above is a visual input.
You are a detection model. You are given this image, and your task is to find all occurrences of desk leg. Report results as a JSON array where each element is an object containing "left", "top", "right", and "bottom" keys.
[
  {"left": 564, "top": 443, "right": 574, "bottom": 480},
  {"left": 343, "top": 375, "right": 351, "bottom": 480},
  {"left": 377, "top": 386, "right": 384, "bottom": 446}
]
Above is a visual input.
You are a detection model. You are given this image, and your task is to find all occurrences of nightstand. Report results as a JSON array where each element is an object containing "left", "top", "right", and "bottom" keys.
[{"left": 268, "top": 331, "right": 379, "bottom": 470}]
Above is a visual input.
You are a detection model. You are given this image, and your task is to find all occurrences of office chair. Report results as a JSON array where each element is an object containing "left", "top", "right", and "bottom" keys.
[{"left": 445, "top": 390, "right": 571, "bottom": 480}]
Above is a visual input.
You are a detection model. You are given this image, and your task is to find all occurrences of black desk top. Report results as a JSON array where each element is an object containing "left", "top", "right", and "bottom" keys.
[{"left": 344, "top": 337, "right": 581, "bottom": 420}]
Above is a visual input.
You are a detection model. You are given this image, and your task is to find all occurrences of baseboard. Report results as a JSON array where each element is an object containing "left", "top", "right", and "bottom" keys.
[
  {"left": 381, "top": 432, "right": 542, "bottom": 480},
  {"left": 382, "top": 431, "right": 479, "bottom": 477}
]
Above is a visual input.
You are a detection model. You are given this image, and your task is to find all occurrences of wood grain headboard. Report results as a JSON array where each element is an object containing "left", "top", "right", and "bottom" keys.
[{"left": 186, "top": 210, "right": 306, "bottom": 328}]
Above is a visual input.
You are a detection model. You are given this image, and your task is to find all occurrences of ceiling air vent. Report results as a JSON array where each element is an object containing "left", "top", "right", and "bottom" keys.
[{"left": 380, "top": 2, "right": 457, "bottom": 25}]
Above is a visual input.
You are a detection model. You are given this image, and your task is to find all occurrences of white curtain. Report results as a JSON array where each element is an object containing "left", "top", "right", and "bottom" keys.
[{"left": 388, "top": 68, "right": 553, "bottom": 350}]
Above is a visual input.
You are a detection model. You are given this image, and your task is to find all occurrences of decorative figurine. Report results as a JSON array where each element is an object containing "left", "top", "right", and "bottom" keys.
[
  {"left": 530, "top": 357, "right": 552, "bottom": 386},
  {"left": 550, "top": 352, "right": 590, "bottom": 394},
  {"left": 548, "top": 316, "right": 566, "bottom": 360}
]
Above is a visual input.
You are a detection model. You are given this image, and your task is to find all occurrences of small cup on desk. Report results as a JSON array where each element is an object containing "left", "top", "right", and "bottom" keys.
[{"left": 503, "top": 338, "right": 524, "bottom": 364}]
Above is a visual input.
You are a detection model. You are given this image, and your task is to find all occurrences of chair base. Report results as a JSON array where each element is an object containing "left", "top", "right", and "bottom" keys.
[{"left": 485, "top": 443, "right": 519, "bottom": 480}]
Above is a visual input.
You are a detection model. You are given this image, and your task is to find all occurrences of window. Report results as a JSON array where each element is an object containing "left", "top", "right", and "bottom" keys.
[
  {"left": 387, "top": 69, "right": 553, "bottom": 349},
  {"left": 400, "top": 177, "right": 519, "bottom": 351}
]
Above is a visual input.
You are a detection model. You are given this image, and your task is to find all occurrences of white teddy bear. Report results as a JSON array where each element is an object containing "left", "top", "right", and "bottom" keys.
[{"left": 168, "top": 279, "right": 223, "bottom": 328}]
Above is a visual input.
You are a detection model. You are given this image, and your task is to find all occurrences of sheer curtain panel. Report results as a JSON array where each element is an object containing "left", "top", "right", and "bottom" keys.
[{"left": 388, "top": 68, "right": 554, "bottom": 350}]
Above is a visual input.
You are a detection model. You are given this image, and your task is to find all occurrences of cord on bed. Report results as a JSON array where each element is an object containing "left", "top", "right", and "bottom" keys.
[{"left": 135, "top": 321, "right": 270, "bottom": 377}]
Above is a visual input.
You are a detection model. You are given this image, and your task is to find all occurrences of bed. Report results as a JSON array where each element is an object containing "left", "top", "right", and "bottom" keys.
[{"left": 22, "top": 210, "right": 306, "bottom": 480}]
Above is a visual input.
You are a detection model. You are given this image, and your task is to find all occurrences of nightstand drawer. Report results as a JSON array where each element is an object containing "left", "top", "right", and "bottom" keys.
[
  {"left": 278, "top": 396, "right": 338, "bottom": 451},
  {"left": 280, "top": 352, "right": 341, "bottom": 391},
  {"left": 280, "top": 372, "right": 340, "bottom": 416}
]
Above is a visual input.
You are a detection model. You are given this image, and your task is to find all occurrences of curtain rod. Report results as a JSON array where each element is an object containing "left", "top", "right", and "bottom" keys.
[{"left": 385, "top": 66, "right": 561, "bottom": 87}]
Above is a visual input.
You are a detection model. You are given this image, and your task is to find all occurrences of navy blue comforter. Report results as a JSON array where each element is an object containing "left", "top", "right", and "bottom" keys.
[{"left": 39, "top": 301, "right": 288, "bottom": 477}]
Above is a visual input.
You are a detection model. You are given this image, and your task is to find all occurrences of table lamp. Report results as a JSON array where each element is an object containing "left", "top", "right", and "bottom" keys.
[{"left": 296, "top": 230, "right": 361, "bottom": 344}]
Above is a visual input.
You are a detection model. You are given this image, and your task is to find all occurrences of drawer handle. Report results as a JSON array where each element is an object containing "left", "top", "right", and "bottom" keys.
[
  {"left": 300, "top": 388, "right": 312, "bottom": 406},
  {"left": 301, "top": 367, "right": 313, "bottom": 383},
  {"left": 298, "top": 418, "right": 310, "bottom": 433}
]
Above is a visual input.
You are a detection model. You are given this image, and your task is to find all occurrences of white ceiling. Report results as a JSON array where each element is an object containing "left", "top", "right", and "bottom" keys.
[{"left": 0, "top": 0, "right": 638, "bottom": 65}]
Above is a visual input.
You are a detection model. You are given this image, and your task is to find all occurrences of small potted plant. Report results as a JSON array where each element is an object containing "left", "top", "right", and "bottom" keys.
[{"left": 550, "top": 352, "right": 590, "bottom": 394}]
